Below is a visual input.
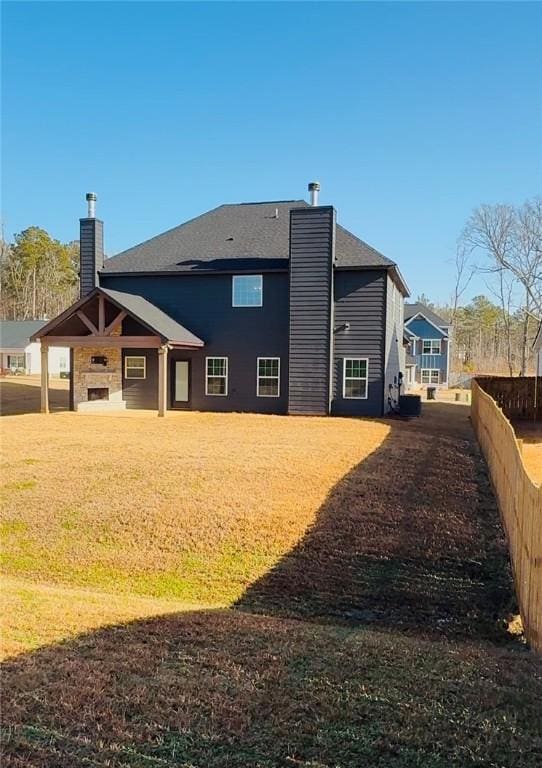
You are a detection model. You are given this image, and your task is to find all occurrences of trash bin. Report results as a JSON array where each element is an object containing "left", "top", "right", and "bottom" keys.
[
  {"left": 427, "top": 387, "right": 436, "bottom": 400},
  {"left": 399, "top": 394, "right": 422, "bottom": 416}
]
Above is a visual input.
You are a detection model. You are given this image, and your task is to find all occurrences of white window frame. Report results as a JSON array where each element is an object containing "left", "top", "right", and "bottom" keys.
[
  {"left": 124, "top": 355, "right": 146, "bottom": 379},
  {"left": 343, "top": 357, "right": 369, "bottom": 400},
  {"left": 256, "top": 357, "right": 280, "bottom": 398},
  {"left": 421, "top": 368, "right": 440, "bottom": 385},
  {"left": 232, "top": 275, "right": 263, "bottom": 308},
  {"left": 422, "top": 339, "right": 441, "bottom": 355},
  {"left": 8, "top": 354, "right": 26, "bottom": 370},
  {"left": 205, "top": 356, "right": 228, "bottom": 396}
]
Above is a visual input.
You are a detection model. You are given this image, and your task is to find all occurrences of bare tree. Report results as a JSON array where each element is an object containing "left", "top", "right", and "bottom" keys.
[{"left": 462, "top": 197, "right": 542, "bottom": 374}]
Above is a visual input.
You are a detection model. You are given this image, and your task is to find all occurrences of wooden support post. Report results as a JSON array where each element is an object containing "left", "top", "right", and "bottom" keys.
[
  {"left": 98, "top": 294, "right": 105, "bottom": 334},
  {"left": 158, "top": 345, "right": 168, "bottom": 417},
  {"left": 40, "top": 343, "right": 49, "bottom": 414}
]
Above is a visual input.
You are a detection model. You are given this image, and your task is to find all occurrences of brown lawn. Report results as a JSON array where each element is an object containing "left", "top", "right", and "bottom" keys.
[
  {"left": 513, "top": 421, "right": 542, "bottom": 485},
  {"left": 2, "top": 378, "right": 541, "bottom": 767}
]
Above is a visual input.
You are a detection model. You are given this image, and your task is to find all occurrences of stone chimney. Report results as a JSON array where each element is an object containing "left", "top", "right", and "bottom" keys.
[{"left": 80, "top": 192, "right": 104, "bottom": 297}]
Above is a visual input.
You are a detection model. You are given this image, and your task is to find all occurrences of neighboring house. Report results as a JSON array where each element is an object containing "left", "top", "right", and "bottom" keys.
[
  {"left": 534, "top": 320, "right": 542, "bottom": 376},
  {"left": 0, "top": 320, "right": 70, "bottom": 376},
  {"left": 403, "top": 303, "right": 451, "bottom": 388},
  {"left": 32, "top": 185, "right": 410, "bottom": 416}
]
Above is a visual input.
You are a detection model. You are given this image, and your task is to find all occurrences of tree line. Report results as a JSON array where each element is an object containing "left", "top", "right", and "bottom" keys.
[
  {"left": 421, "top": 195, "right": 542, "bottom": 377},
  {"left": 0, "top": 227, "right": 79, "bottom": 321},
  {"left": 1, "top": 196, "right": 540, "bottom": 377}
]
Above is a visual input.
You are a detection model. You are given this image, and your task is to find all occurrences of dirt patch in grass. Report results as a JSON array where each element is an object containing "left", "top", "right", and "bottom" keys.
[
  {"left": 2, "top": 609, "right": 541, "bottom": 768},
  {"left": 513, "top": 421, "right": 542, "bottom": 485}
]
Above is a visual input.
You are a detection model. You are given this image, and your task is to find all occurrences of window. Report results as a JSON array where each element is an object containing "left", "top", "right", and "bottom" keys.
[
  {"left": 343, "top": 358, "right": 369, "bottom": 399},
  {"left": 232, "top": 275, "right": 263, "bottom": 307},
  {"left": 206, "top": 357, "right": 228, "bottom": 395},
  {"left": 421, "top": 369, "right": 440, "bottom": 385},
  {"left": 257, "top": 357, "right": 280, "bottom": 397},
  {"left": 422, "top": 339, "right": 441, "bottom": 355},
  {"left": 125, "top": 356, "right": 146, "bottom": 379},
  {"left": 7, "top": 354, "right": 25, "bottom": 371}
]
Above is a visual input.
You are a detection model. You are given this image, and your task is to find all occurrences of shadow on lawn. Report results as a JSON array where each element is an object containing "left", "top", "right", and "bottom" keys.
[
  {"left": 237, "top": 403, "right": 515, "bottom": 641},
  {"left": 0, "top": 379, "right": 69, "bottom": 416},
  {"left": 2, "top": 403, "right": 531, "bottom": 767}
]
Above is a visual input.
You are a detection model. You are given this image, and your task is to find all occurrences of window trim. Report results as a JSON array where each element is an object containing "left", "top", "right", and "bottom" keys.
[
  {"left": 124, "top": 355, "right": 146, "bottom": 379},
  {"left": 422, "top": 338, "right": 442, "bottom": 355},
  {"left": 343, "top": 357, "right": 369, "bottom": 400},
  {"left": 421, "top": 368, "right": 440, "bottom": 385},
  {"left": 232, "top": 275, "right": 263, "bottom": 308},
  {"left": 7, "top": 354, "right": 26, "bottom": 370},
  {"left": 256, "top": 357, "right": 280, "bottom": 398},
  {"left": 205, "top": 356, "right": 228, "bottom": 396}
]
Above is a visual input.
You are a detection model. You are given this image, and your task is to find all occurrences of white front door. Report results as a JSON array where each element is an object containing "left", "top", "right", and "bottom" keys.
[{"left": 174, "top": 361, "right": 189, "bottom": 404}]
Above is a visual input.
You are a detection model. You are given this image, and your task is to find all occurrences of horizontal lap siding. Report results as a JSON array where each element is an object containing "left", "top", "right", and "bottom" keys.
[
  {"left": 288, "top": 207, "right": 335, "bottom": 415},
  {"left": 102, "top": 272, "right": 289, "bottom": 414},
  {"left": 332, "top": 270, "right": 386, "bottom": 417},
  {"left": 122, "top": 349, "right": 159, "bottom": 410}
]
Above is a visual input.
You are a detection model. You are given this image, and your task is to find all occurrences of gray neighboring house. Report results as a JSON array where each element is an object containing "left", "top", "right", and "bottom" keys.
[{"left": 32, "top": 185, "right": 410, "bottom": 416}]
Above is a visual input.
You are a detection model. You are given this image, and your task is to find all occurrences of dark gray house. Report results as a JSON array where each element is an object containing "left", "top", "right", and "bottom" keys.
[{"left": 33, "top": 185, "right": 409, "bottom": 417}]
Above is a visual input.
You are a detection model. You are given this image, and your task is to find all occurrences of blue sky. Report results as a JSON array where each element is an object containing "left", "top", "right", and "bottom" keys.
[{"left": 2, "top": 1, "right": 541, "bottom": 304}]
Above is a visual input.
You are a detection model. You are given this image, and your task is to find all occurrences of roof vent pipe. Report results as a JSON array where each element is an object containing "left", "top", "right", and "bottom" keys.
[
  {"left": 86, "top": 192, "right": 97, "bottom": 219},
  {"left": 308, "top": 181, "right": 320, "bottom": 206}
]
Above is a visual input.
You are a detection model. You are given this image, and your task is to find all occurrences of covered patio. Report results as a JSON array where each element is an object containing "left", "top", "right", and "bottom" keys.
[{"left": 31, "top": 287, "right": 204, "bottom": 416}]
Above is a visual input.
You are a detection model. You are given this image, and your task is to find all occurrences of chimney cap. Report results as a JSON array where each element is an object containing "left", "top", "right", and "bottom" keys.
[
  {"left": 86, "top": 192, "right": 97, "bottom": 201},
  {"left": 308, "top": 181, "right": 321, "bottom": 191}
]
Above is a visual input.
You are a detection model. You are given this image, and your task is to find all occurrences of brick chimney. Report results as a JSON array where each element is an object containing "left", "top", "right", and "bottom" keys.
[{"left": 79, "top": 192, "right": 104, "bottom": 297}]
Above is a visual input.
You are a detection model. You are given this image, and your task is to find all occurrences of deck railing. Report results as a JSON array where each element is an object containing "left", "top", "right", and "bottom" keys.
[{"left": 471, "top": 378, "right": 542, "bottom": 651}]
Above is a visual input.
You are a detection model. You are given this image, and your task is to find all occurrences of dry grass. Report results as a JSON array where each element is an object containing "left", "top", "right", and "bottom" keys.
[
  {"left": 1, "top": 378, "right": 389, "bottom": 606},
  {"left": 513, "top": 422, "right": 542, "bottom": 485},
  {"left": 2, "top": 378, "right": 541, "bottom": 766}
]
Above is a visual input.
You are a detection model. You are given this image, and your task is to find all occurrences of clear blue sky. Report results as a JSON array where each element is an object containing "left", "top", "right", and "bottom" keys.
[{"left": 2, "top": 1, "right": 541, "bottom": 304}]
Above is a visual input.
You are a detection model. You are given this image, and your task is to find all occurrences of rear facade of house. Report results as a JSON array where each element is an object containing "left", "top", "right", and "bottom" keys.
[
  {"left": 404, "top": 303, "right": 451, "bottom": 388},
  {"left": 33, "top": 186, "right": 409, "bottom": 417}
]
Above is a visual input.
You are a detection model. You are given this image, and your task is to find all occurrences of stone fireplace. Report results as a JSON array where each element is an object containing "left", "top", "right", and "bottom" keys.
[{"left": 73, "top": 346, "right": 125, "bottom": 412}]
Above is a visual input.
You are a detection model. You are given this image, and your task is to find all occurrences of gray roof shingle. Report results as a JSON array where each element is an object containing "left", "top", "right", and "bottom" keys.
[
  {"left": 0, "top": 320, "right": 46, "bottom": 349},
  {"left": 404, "top": 302, "right": 450, "bottom": 329},
  {"left": 102, "top": 200, "right": 396, "bottom": 275},
  {"left": 100, "top": 288, "right": 204, "bottom": 346}
]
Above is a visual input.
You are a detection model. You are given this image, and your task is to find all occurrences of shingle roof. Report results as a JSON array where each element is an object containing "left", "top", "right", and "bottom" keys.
[
  {"left": 30, "top": 288, "right": 204, "bottom": 347},
  {"left": 101, "top": 288, "right": 204, "bottom": 346},
  {"left": 404, "top": 303, "right": 450, "bottom": 329},
  {"left": 0, "top": 320, "right": 46, "bottom": 349},
  {"left": 102, "top": 200, "right": 396, "bottom": 275}
]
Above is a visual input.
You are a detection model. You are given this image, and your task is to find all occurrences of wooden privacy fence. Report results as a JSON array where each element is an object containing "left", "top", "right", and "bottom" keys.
[
  {"left": 471, "top": 379, "right": 542, "bottom": 651},
  {"left": 475, "top": 376, "right": 542, "bottom": 421}
]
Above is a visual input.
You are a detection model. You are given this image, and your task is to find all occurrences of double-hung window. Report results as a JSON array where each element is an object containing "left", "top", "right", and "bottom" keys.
[
  {"left": 232, "top": 275, "right": 263, "bottom": 307},
  {"left": 422, "top": 339, "right": 441, "bottom": 355},
  {"left": 206, "top": 357, "right": 228, "bottom": 395},
  {"left": 7, "top": 354, "right": 25, "bottom": 371},
  {"left": 343, "top": 358, "right": 369, "bottom": 399},
  {"left": 257, "top": 357, "right": 280, "bottom": 397},
  {"left": 421, "top": 369, "right": 440, "bottom": 385},
  {"left": 125, "top": 356, "right": 146, "bottom": 379}
]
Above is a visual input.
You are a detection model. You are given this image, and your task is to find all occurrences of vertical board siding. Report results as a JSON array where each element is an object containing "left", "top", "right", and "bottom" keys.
[
  {"left": 80, "top": 219, "right": 104, "bottom": 298},
  {"left": 288, "top": 207, "right": 335, "bottom": 415},
  {"left": 472, "top": 379, "right": 542, "bottom": 652},
  {"left": 122, "top": 348, "right": 159, "bottom": 410},
  {"left": 332, "top": 270, "right": 386, "bottom": 417}
]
